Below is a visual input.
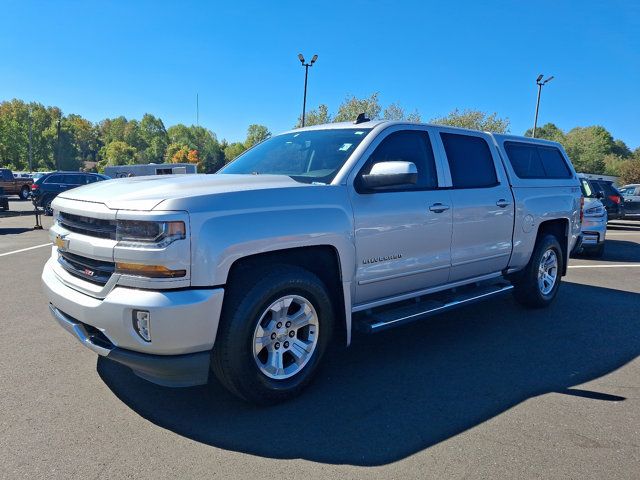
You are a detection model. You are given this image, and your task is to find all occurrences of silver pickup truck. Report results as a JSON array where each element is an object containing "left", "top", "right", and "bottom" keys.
[{"left": 42, "top": 120, "right": 583, "bottom": 404}]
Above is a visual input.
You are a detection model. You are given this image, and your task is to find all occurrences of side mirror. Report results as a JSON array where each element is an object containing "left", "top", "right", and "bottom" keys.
[
  {"left": 595, "top": 191, "right": 605, "bottom": 200},
  {"left": 361, "top": 161, "right": 418, "bottom": 189}
]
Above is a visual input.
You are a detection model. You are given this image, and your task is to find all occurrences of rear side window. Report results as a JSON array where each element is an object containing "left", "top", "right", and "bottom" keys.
[
  {"left": 504, "top": 142, "right": 572, "bottom": 179},
  {"left": 440, "top": 133, "right": 498, "bottom": 188},
  {"left": 360, "top": 130, "right": 438, "bottom": 191},
  {"left": 86, "top": 175, "right": 98, "bottom": 183},
  {"left": 63, "top": 175, "right": 84, "bottom": 185},
  {"left": 45, "top": 174, "right": 63, "bottom": 183}
]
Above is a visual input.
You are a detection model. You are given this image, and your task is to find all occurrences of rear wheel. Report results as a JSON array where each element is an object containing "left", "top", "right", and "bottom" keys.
[
  {"left": 211, "top": 265, "right": 334, "bottom": 404},
  {"left": 513, "top": 234, "right": 563, "bottom": 308},
  {"left": 19, "top": 185, "right": 30, "bottom": 200}
]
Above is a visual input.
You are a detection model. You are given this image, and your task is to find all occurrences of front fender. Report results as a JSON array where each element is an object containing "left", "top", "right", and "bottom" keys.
[{"left": 187, "top": 186, "right": 355, "bottom": 287}]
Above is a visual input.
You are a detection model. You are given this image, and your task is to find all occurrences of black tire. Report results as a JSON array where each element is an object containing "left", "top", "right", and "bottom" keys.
[
  {"left": 19, "top": 185, "right": 30, "bottom": 200},
  {"left": 584, "top": 242, "right": 605, "bottom": 258},
  {"left": 211, "top": 265, "right": 334, "bottom": 405},
  {"left": 43, "top": 196, "right": 54, "bottom": 216},
  {"left": 512, "top": 234, "right": 563, "bottom": 309}
]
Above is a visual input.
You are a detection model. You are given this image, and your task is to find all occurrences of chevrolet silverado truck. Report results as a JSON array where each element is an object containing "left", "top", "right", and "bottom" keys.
[
  {"left": 42, "top": 120, "right": 583, "bottom": 404},
  {"left": 0, "top": 168, "right": 32, "bottom": 200}
]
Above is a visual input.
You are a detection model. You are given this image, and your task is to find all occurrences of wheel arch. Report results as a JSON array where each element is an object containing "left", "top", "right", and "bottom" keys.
[{"left": 225, "top": 245, "right": 352, "bottom": 346}]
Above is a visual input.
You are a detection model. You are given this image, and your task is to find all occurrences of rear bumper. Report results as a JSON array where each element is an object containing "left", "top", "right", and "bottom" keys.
[{"left": 49, "top": 305, "right": 210, "bottom": 386}]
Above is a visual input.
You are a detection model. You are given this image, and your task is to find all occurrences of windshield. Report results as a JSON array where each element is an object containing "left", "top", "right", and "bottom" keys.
[{"left": 219, "top": 128, "right": 372, "bottom": 184}]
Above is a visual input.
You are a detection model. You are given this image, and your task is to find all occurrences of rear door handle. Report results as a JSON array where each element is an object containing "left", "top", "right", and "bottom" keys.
[
  {"left": 429, "top": 203, "right": 450, "bottom": 213},
  {"left": 496, "top": 199, "right": 511, "bottom": 208}
]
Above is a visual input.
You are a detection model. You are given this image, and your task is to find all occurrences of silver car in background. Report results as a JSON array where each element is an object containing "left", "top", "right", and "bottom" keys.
[{"left": 578, "top": 177, "right": 607, "bottom": 257}]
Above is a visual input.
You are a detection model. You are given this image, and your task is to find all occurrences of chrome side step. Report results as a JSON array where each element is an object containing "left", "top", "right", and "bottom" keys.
[{"left": 354, "top": 282, "right": 514, "bottom": 333}]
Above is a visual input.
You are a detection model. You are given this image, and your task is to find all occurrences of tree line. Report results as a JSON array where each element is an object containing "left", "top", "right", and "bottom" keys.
[{"left": 1, "top": 96, "right": 639, "bottom": 183}]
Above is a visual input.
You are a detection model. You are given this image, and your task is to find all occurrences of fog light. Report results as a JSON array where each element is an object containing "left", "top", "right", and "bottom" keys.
[{"left": 133, "top": 310, "right": 151, "bottom": 342}]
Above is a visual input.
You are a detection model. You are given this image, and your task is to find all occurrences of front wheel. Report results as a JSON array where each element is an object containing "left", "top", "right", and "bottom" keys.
[
  {"left": 43, "top": 196, "right": 54, "bottom": 216},
  {"left": 513, "top": 234, "right": 563, "bottom": 308},
  {"left": 211, "top": 265, "right": 334, "bottom": 404}
]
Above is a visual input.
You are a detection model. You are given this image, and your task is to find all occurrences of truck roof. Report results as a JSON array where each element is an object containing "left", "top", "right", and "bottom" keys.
[{"left": 286, "top": 120, "right": 563, "bottom": 148}]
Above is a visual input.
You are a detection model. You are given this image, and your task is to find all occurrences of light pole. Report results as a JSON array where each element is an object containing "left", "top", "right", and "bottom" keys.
[
  {"left": 532, "top": 74, "right": 554, "bottom": 138},
  {"left": 56, "top": 116, "right": 62, "bottom": 171},
  {"left": 298, "top": 53, "right": 318, "bottom": 127}
]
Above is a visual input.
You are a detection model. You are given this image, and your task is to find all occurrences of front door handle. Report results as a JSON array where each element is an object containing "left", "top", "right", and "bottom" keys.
[
  {"left": 429, "top": 203, "right": 450, "bottom": 213},
  {"left": 496, "top": 199, "right": 511, "bottom": 208}
]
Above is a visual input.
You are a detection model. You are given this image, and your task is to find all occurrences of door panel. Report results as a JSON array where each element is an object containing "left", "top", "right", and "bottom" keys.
[
  {"left": 351, "top": 190, "right": 452, "bottom": 304},
  {"left": 349, "top": 127, "right": 453, "bottom": 305},
  {"left": 448, "top": 186, "right": 514, "bottom": 280},
  {"left": 435, "top": 129, "right": 514, "bottom": 281}
]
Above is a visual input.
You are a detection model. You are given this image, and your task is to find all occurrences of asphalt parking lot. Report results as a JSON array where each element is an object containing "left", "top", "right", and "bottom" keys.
[{"left": 1, "top": 198, "right": 639, "bottom": 479}]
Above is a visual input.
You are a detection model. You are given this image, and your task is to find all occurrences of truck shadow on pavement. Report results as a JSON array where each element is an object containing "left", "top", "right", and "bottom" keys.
[{"left": 98, "top": 282, "right": 640, "bottom": 466}]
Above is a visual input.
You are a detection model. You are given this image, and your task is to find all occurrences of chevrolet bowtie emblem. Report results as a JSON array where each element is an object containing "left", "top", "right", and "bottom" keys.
[{"left": 54, "top": 234, "right": 70, "bottom": 251}]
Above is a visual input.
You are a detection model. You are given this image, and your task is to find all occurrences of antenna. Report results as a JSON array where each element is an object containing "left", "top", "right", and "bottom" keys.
[{"left": 354, "top": 113, "right": 370, "bottom": 124}]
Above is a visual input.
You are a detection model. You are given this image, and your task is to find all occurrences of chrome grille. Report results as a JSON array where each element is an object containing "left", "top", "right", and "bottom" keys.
[
  {"left": 58, "top": 251, "right": 115, "bottom": 286},
  {"left": 58, "top": 212, "right": 117, "bottom": 240}
]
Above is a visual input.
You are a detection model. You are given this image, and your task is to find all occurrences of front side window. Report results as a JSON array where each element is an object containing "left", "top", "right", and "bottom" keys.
[
  {"left": 440, "top": 133, "right": 498, "bottom": 188},
  {"left": 219, "top": 128, "right": 372, "bottom": 184},
  {"left": 357, "top": 130, "right": 438, "bottom": 191}
]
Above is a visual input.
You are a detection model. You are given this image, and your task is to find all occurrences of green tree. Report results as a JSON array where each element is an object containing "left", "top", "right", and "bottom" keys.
[
  {"left": 101, "top": 141, "right": 137, "bottom": 166},
  {"left": 431, "top": 109, "right": 510, "bottom": 133},
  {"left": 224, "top": 142, "right": 246, "bottom": 163},
  {"left": 139, "top": 114, "right": 168, "bottom": 163},
  {"left": 244, "top": 124, "right": 271, "bottom": 148},
  {"left": 295, "top": 104, "right": 331, "bottom": 127},
  {"left": 334, "top": 93, "right": 382, "bottom": 122},
  {"left": 383, "top": 103, "right": 422, "bottom": 122},
  {"left": 619, "top": 157, "right": 640, "bottom": 184},
  {"left": 563, "top": 126, "right": 616, "bottom": 174},
  {"left": 524, "top": 122, "right": 565, "bottom": 143}
]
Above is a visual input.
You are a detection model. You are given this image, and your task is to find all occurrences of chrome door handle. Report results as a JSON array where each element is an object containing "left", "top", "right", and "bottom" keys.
[
  {"left": 429, "top": 203, "right": 450, "bottom": 213},
  {"left": 496, "top": 199, "right": 511, "bottom": 208}
]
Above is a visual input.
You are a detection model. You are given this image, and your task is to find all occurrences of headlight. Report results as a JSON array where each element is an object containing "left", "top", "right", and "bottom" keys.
[
  {"left": 116, "top": 220, "right": 186, "bottom": 247},
  {"left": 584, "top": 206, "right": 605, "bottom": 217}
]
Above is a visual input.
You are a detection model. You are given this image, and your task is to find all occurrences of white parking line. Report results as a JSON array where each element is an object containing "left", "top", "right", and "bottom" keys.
[
  {"left": 569, "top": 264, "right": 640, "bottom": 269},
  {"left": 0, "top": 243, "right": 52, "bottom": 257}
]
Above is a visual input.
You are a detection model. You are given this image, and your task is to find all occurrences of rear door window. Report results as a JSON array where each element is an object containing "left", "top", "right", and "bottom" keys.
[
  {"left": 45, "top": 174, "right": 63, "bottom": 184},
  {"left": 440, "top": 133, "right": 498, "bottom": 188},
  {"left": 504, "top": 141, "right": 572, "bottom": 179}
]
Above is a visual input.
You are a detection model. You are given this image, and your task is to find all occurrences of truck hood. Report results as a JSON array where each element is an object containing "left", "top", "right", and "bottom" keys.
[{"left": 58, "top": 174, "right": 308, "bottom": 211}]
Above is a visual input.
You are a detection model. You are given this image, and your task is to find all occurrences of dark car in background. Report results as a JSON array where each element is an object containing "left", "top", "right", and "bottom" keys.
[
  {"left": 579, "top": 177, "right": 625, "bottom": 220},
  {"left": 620, "top": 184, "right": 640, "bottom": 218},
  {"left": 31, "top": 171, "right": 110, "bottom": 215}
]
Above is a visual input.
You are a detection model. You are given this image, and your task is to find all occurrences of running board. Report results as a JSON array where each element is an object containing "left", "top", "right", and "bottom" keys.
[{"left": 354, "top": 282, "right": 514, "bottom": 333}]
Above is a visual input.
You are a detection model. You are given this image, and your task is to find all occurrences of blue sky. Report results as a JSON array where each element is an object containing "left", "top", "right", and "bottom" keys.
[{"left": 1, "top": 0, "right": 639, "bottom": 148}]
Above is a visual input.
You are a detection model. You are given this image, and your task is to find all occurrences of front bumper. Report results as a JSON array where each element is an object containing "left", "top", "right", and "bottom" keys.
[
  {"left": 43, "top": 257, "right": 225, "bottom": 386},
  {"left": 49, "top": 305, "right": 211, "bottom": 386},
  {"left": 581, "top": 215, "right": 607, "bottom": 248}
]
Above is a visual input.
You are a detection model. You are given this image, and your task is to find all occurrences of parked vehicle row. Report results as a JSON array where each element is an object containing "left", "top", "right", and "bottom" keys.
[
  {"left": 31, "top": 171, "right": 110, "bottom": 215},
  {"left": 0, "top": 168, "right": 33, "bottom": 200}
]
